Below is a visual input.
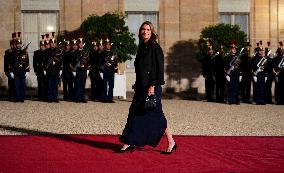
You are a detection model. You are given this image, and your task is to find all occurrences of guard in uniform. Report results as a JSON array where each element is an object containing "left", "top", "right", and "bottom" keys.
[
  {"left": 264, "top": 41, "right": 274, "bottom": 104},
  {"left": 96, "top": 38, "right": 106, "bottom": 101},
  {"left": 33, "top": 35, "right": 46, "bottom": 101},
  {"left": 44, "top": 32, "right": 62, "bottom": 102},
  {"left": 69, "top": 39, "right": 79, "bottom": 101},
  {"left": 4, "top": 33, "right": 16, "bottom": 101},
  {"left": 224, "top": 41, "right": 242, "bottom": 104},
  {"left": 62, "top": 39, "right": 73, "bottom": 101},
  {"left": 240, "top": 42, "right": 252, "bottom": 103},
  {"left": 11, "top": 32, "right": 30, "bottom": 102},
  {"left": 213, "top": 43, "right": 225, "bottom": 103},
  {"left": 70, "top": 35, "right": 89, "bottom": 103},
  {"left": 100, "top": 37, "right": 118, "bottom": 103},
  {"left": 202, "top": 46, "right": 215, "bottom": 102},
  {"left": 252, "top": 47, "right": 267, "bottom": 105},
  {"left": 89, "top": 37, "right": 102, "bottom": 101},
  {"left": 273, "top": 45, "right": 284, "bottom": 105}
]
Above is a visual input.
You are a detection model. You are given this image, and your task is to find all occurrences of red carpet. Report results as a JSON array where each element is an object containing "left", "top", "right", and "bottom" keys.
[{"left": 0, "top": 134, "right": 284, "bottom": 173}]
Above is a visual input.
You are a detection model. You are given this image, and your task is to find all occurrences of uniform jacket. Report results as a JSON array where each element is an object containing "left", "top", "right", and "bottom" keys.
[
  {"left": 11, "top": 48, "right": 30, "bottom": 75},
  {"left": 273, "top": 55, "right": 284, "bottom": 78},
  {"left": 89, "top": 49, "right": 100, "bottom": 77},
  {"left": 265, "top": 56, "right": 274, "bottom": 78},
  {"left": 70, "top": 49, "right": 89, "bottom": 79},
  {"left": 62, "top": 49, "right": 72, "bottom": 73},
  {"left": 100, "top": 50, "right": 118, "bottom": 74},
  {"left": 33, "top": 49, "right": 45, "bottom": 75},
  {"left": 251, "top": 55, "right": 267, "bottom": 79},
  {"left": 44, "top": 47, "right": 62, "bottom": 76},
  {"left": 134, "top": 39, "right": 165, "bottom": 88},
  {"left": 4, "top": 48, "right": 13, "bottom": 75},
  {"left": 240, "top": 52, "right": 252, "bottom": 77},
  {"left": 213, "top": 53, "right": 225, "bottom": 78},
  {"left": 202, "top": 54, "right": 214, "bottom": 79},
  {"left": 224, "top": 53, "right": 242, "bottom": 80}
]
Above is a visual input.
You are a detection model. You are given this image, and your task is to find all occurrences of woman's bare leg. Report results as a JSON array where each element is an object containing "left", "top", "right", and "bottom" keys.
[{"left": 165, "top": 127, "right": 176, "bottom": 152}]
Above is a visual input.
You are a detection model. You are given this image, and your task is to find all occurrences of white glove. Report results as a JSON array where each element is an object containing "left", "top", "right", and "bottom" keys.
[
  {"left": 100, "top": 72, "right": 103, "bottom": 79},
  {"left": 43, "top": 70, "right": 46, "bottom": 76},
  {"left": 87, "top": 70, "right": 90, "bottom": 76},
  {"left": 10, "top": 72, "right": 14, "bottom": 79},
  {"left": 226, "top": 75, "right": 230, "bottom": 82},
  {"left": 239, "top": 76, "right": 242, "bottom": 82},
  {"left": 59, "top": 70, "right": 62, "bottom": 76},
  {"left": 72, "top": 72, "right": 76, "bottom": 77},
  {"left": 265, "top": 77, "right": 267, "bottom": 82},
  {"left": 253, "top": 76, "right": 257, "bottom": 83},
  {"left": 25, "top": 72, "right": 29, "bottom": 78}
]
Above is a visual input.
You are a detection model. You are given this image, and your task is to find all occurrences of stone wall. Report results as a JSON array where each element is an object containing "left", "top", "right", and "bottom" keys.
[
  {"left": 60, "top": 0, "right": 124, "bottom": 31},
  {"left": 160, "top": 0, "right": 218, "bottom": 92},
  {"left": 250, "top": 0, "right": 284, "bottom": 51}
]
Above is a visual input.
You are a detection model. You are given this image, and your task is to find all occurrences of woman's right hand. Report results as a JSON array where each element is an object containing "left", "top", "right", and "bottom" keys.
[{"left": 147, "top": 85, "right": 155, "bottom": 96}]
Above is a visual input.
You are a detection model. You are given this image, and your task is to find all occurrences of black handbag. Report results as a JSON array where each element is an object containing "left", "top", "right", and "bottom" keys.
[{"left": 144, "top": 94, "right": 157, "bottom": 110}]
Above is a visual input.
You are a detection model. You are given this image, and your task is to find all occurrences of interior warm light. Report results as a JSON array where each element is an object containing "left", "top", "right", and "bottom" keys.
[{"left": 47, "top": 26, "right": 54, "bottom": 32}]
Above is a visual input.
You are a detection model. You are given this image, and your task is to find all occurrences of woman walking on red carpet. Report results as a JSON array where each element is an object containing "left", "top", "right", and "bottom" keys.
[{"left": 119, "top": 21, "right": 176, "bottom": 154}]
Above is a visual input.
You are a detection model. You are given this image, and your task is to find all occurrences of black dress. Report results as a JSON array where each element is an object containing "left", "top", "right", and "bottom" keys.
[{"left": 119, "top": 39, "right": 167, "bottom": 147}]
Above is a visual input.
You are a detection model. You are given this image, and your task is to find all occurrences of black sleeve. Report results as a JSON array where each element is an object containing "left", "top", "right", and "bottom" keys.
[
  {"left": 33, "top": 51, "right": 38, "bottom": 73},
  {"left": 149, "top": 43, "right": 165, "bottom": 86},
  {"left": 4, "top": 50, "right": 9, "bottom": 74},
  {"left": 201, "top": 56, "right": 207, "bottom": 75}
]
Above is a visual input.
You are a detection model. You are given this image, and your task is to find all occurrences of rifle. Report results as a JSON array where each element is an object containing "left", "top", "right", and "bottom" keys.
[
  {"left": 278, "top": 57, "right": 284, "bottom": 69},
  {"left": 226, "top": 48, "right": 244, "bottom": 75},
  {"left": 266, "top": 49, "right": 272, "bottom": 57},
  {"left": 253, "top": 56, "right": 267, "bottom": 76},
  {"left": 45, "top": 47, "right": 62, "bottom": 70},
  {"left": 21, "top": 41, "right": 32, "bottom": 51},
  {"left": 73, "top": 46, "right": 91, "bottom": 71},
  {"left": 253, "top": 50, "right": 271, "bottom": 76}
]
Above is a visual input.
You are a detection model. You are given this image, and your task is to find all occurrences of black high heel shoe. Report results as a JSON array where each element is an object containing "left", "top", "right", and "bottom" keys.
[
  {"left": 161, "top": 143, "right": 177, "bottom": 155},
  {"left": 116, "top": 145, "right": 135, "bottom": 153}
]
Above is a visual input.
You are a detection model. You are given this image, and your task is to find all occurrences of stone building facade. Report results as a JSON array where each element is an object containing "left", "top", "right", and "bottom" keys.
[{"left": 0, "top": 0, "right": 284, "bottom": 95}]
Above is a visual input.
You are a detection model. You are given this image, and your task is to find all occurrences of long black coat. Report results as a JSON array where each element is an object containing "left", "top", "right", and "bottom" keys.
[{"left": 134, "top": 39, "right": 165, "bottom": 88}]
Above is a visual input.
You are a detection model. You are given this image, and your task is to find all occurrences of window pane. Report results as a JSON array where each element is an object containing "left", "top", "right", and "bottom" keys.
[
  {"left": 235, "top": 14, "right": 248, "bottom": 35},
  {"left": 219, "top": 14, "right": 231, "bottom": 24},
  {"left": 39, "top": 13, "right": 57, "bottom": 33},
  {"left": 125, "top": 14, "right": 142, "bottom": 69},
  {"left": 126, "top": 14, "right": 142, "bottom": 45},
  {"left": 23, "top": 13, "right": 38, "bottom": 32}
]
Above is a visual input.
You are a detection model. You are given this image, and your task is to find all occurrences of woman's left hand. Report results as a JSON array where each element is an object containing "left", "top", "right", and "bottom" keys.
[{"left": 148, "top": 85, "right": 155, "bottom": 96}]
